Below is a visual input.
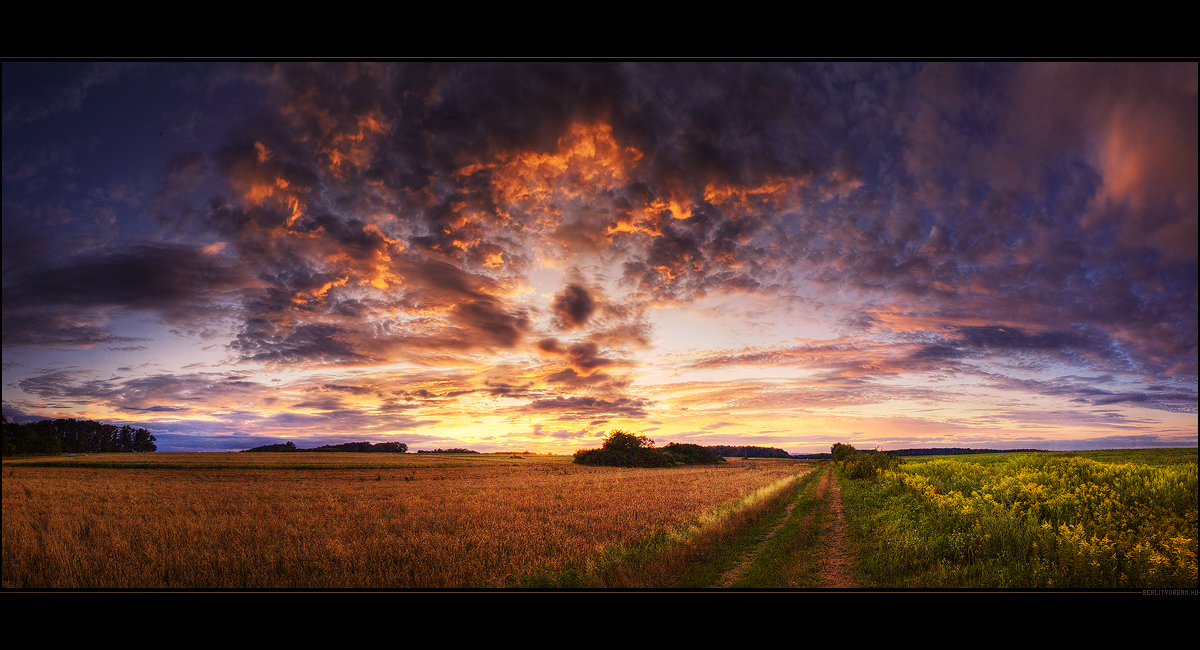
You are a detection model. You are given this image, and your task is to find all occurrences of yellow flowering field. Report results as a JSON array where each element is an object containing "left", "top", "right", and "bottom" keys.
[
  {"left": 3, "top": 454, "right": 808, "bottom": 588},
  {"left": 841, "top": 451, "right": 1197, "bottom": 588}
]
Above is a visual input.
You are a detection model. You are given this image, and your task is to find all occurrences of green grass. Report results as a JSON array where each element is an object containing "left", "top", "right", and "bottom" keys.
[
  {"left": 897, "top": 448, "right": 1197, "bottom": 468},
  {"left": 730, "top": 466, "right": 827, "bottom": 588},
  {"left": 838, "top": 449, "right": 1198, "bottom": 588},
  {"left": 513, "top": 467, "right": 814, "bottom": 588}
]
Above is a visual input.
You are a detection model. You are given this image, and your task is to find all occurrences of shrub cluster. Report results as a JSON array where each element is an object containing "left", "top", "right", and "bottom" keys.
[
  {"left": 831, "top": 443, "right": 902, "bottom": 479},
  {"left": 574, "top": 430, "right": 727, "bottom": 468}
]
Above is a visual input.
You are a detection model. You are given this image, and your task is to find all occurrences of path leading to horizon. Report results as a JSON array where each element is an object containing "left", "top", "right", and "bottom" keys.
[{"left": 715, "top": 463, "right": 856, "bottom": 588}]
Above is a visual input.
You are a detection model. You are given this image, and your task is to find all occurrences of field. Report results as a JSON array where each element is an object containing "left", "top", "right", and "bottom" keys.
[
  {"left": 5, "top": 448, "right": 1196, "bottom": 590},
  {"left": 2, "top": 453, "right": 813, "bottom": 589},
  {"left": 839, "top": 449, "right": 1198, "bottom": 588}
]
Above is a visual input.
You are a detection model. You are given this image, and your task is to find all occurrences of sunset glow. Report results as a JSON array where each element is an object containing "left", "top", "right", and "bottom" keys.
[{"left": 3, "top": 62, "right": 1196, "bottom": 453}]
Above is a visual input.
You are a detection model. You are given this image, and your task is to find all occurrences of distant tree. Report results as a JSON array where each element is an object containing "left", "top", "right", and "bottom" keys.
[
  {"left": 117, "top": 426, "right": 133, "bottom": 452},
  {"left": 133, "top": 427, "right": 158, "bottom": 452},
  {"left": 600, "top": 430, "right": 655, "bottom": 453},
  {"left": 831, "top": 443, "right": 857, "bottom": 463},
  {"left": 2, "top": 418, "right": 62, "bottom": 456}
]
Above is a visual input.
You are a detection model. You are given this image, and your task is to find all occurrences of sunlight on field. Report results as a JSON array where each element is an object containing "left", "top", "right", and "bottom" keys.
[
  {"left": 2, "top": 451, "right": 555, "bottom": 470},
  {"left": 2, "top": 455, "right": 809, "bottom": 588}
]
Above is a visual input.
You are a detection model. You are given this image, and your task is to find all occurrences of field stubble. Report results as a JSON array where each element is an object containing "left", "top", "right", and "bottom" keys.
[{"left": 3, "top": 454, "right": 810, "bottom": 588}]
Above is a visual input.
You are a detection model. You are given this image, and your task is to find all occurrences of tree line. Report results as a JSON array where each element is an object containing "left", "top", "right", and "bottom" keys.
[
  {"left": 2, "top": 416, "right": 157, "bottom": 456},
  {"left": 706, "top": 445, "right": 792, "bottom": 458},
  {"left": 241, "top": 441, "right": 408, "bottom": 453}
]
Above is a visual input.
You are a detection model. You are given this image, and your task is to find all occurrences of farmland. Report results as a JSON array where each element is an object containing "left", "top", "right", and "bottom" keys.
[
  {"left": 5, "top": 448, "right": 1196, "bottom": 589},
  {"left": 2, "top": 453, "right": 812, "bottom": 589}
]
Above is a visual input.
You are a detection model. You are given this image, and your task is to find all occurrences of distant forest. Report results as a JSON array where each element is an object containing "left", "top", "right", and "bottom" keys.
[
  {"left": 890, "top": 447, "right": 1047, "bottom": 456},
  {"left": 242, "top": 444, "right": 790, "bottom": 456},
  {"left": 2, "top": 417, "right": 157, "bottom": 456},
  {"left": 795, "top": 447, "right": 1047, "bottom": 459},
  {"left": 241, "top": 441, "right": 408, "bottom": 453}
]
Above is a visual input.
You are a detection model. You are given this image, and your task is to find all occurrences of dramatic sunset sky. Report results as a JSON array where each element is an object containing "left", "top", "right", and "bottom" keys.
[{"left": 3, "top": 62, "right": 1196, "bottom": 453}]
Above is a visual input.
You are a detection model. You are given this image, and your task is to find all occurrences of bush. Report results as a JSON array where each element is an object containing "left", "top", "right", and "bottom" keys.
[
  {"left": 574, "top": 431, "right": 726, "bottom": 467},
  {"left": 831, "top": 442, "right": 857, "bottom": 463},
  {"left": 662, "top": 443, "right": 725, "bottom": 465},
  {"left": 831, "top": 443, "right": 901, "bottom": 480}
]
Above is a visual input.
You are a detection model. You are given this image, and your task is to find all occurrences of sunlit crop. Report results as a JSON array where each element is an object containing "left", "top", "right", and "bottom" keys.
[{"left": 2, "top": 454, "right": 809, "bottom": 588}]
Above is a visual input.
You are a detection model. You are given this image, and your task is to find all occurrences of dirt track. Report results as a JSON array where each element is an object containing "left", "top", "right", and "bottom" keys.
[
  {"left": 715, "top": 463, "right": 855, "bottom": 588},
  {"left": 816, "top": 464, "right": 855, "bottom": 587}
]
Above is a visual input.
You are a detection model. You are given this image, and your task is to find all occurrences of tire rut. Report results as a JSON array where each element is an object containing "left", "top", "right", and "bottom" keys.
[
  {"left": 713, "top": 481, "right": 801, "bottom": 588},
  {"left": 817, "top": 464, "right": 856, "bottom": 588},
  {"left": 715, "top": 463, "right": 855, "bottom": 588}
]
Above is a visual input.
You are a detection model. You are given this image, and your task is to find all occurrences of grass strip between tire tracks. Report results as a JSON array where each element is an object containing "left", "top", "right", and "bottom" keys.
[
  {"left": 513, "top": 466, "right": 814, "bottom": 588},
  {"left": 730, "top": 465, "right": 829, "bottom": 588}
]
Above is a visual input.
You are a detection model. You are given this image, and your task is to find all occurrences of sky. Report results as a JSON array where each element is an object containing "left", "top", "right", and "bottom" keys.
[{"left": 2, "top": 62, "right": 1196, "bottom": 453}]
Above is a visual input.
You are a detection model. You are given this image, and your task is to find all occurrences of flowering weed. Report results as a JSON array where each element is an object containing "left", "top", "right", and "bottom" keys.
[{"left": 840, "top": 450, "right": 1197, "bottom": 588}]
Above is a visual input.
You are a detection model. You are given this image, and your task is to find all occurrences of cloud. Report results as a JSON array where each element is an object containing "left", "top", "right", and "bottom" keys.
[
  {"left": 3, "top": 63, "right": 1194, "bottom": 451},
  {"left": 551, "top": 284, "right": 596, "bottom": 329},
  {"left": 3, "top": 243, "right": 253, "bottom": 348},
  {"left": 525, "top": 395, "right": 651, "bottom": 420}
]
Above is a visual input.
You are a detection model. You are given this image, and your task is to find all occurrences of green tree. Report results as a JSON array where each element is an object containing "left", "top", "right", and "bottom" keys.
[
  {"left": 574, "top": 429, "right": 665, "bottom": 467},
  {"left": 602, "top": 429, "right": 655, "bottom": 453},
  {"left": 831, "top": 442, "right": 857, "bottom": 463}
]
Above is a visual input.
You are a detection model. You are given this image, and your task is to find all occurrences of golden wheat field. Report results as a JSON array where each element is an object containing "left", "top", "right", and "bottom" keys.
[{"left": 2, "top": 453, "right": 809, "bottom": 588}]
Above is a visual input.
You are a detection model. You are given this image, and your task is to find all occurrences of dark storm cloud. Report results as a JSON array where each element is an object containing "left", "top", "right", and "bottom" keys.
[
  {"left": 897, "top": 325, "right": 1118, "bottom": 371},
  {"left": 551, "top": 284, "right": 596, "bottom": 329},
  {"left": 2, "top": 243, "right": 252, "bottom": 347},
  {"left": 198, "top": 64, "right": 828, "bottom": 299},
  {"left": 983, "top": 373, "right": 1198, "bottom": 414},
  {"left": 4, "top": 62, "right": 1195, "bottom": 451},
  {"left": 232, "top": 320, "right": 370, "bottom": 365},
  {"left": 0, "top": 312, "right": 142, "bottom": 348},
  {"left": 956, "top": 326, "right": 1111, "bottom": 357},
  {"left": 5, "top": 243, "right": 248, "bottom": 311},
  {"left": 161, "top": 63, "right": 1191, "bottom": 378}
]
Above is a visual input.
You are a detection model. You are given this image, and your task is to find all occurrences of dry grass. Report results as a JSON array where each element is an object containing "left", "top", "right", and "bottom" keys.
[{"left": 3, "top": 454, "right": 810, "bottom": 588}]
